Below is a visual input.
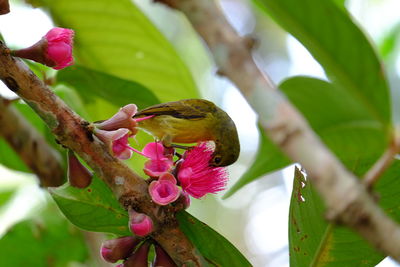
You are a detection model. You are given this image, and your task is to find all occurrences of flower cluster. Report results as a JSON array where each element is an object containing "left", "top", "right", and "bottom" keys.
[
  {"left": 94, "top": 104, "right": 229, "bottom": 265},
  {"left": 93, "top": 104, "right": 229, "bottom": 207}
]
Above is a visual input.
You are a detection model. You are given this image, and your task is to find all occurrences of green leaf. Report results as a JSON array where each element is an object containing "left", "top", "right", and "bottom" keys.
[
  {"left": 177, "top": 211, "right": 251, "bottom": 267},
  {"left": 50, "top": 176, "right": 131, "bottom": 236},
  {"left": 332, "top": 0, "right": 346, "bottom": 9},
  {"left": 0, "top": 204, "right": 88, "bottom": 267},
  {"left": 288, "top": 159, "right": 400, "bottom": 266},
  {"left": 57, "top": 65, "right": 160, "bottom": 109},
  {"left": 37, "top": 0, "right": 199, "bottom": 102},
  {"left": 224, "top": 124, "right": 290, "bottom": 198},
  {"left": 227, "top": 77, "right": 388, "bottom": 197},
  {"left": 253, "top": 0, "right": 391, "bottom": 125},
  {"left": 378, "top": 23, "right": 400, "bottom": 61}
]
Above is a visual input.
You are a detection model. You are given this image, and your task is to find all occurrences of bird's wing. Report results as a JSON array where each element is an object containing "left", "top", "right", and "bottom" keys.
[{"left": 134, "top": 99, "right": 214, "bottom": 120}]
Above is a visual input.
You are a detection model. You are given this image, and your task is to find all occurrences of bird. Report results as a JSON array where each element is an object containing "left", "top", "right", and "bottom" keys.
[{"left": 133, "top": 99, "right": 240, "bottom": 167}]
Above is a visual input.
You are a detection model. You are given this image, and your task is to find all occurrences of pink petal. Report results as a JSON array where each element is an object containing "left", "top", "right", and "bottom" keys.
[
  {"left": 143, "top": 159, "right": 172, "bottom": 177},
  {"left": 142, "top": 142, "right": 165, "bottom": 160},
  {"left": 159, "top": 172, "right": 177, "bottom": 184}
]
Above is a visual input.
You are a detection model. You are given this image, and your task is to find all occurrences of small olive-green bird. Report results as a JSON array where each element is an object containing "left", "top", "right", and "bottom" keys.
[{"left": 133, "top": 99, "right": 240, "bottom": 167}]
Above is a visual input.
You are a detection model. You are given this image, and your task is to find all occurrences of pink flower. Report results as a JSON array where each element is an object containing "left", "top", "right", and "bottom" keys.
[
  {"left": 12, "top": 27, "right": 74, "bottom": 70},
  {"left": 111, "top": 131, "right": 134, "bottom": 160},
  {"left": 94, "top": 128, "right": 144, "bottom": 160},
  {"left": 129, "top": 210, "right": 153, "bottom": 237},
  {"left": 142, "top": 142, "right": 173, "bottom": 177},
  {"left": 177, "top": 142, "right": 228, "bottom": 198},
  {"left": 94, "top": 104, "right": 138, "bottom": 135},
  {"left": 148, "top": 173, "right": 180, "bottom": 205}
]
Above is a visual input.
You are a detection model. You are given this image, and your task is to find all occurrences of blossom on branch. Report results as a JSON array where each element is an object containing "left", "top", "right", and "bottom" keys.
[
  {"left": 177, "top": 142, "right": 228, "bottom": 199},
  {"left": 142, "top": 142, "right": 173, "bottom": 177},
  {"left": 100, "top": 236, "right": 140, "bottom": 263},
  {"left": 148, "top": 172, "right": 180, "bottom": 205},
  {"left": 94, "top": 128, "right": 134, "bottom": 160},
  {"left": 12, "top": 27, "right": 74, "bottom": 70},
  {"left": 129, "top": 210, "right": 153, "bottom": 237},
  {"left": 94, "top": 104, "right": 138, "bottom": 134}
]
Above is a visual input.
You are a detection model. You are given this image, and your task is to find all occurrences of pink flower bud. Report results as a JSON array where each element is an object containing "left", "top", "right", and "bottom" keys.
[
  {"left": 148, "top": 173, "right": 180, "bottom": 206},
  {"left": 67, "top": 150, "right": 93, "bottom": 188},
  {"left": 122, "top": 242, "right": 151, "bottom": 267},
  {"left": 12, "top": 27, "right": 74, "bottom": 70},
  {"left": 94, "top": 104, "right": 138, "bottom": 134},
  {"left": 45, "top": 28, "right": 74, "bottom": 69},
  {"left": 181, "top": 191, "right": 191, "bottom": 209},
  {"left": 100, "top": 236, "right": 140, "bottom": 263},
  {"left": 129, "top": 210, "right": 153, "bottom": 237},
  {"left": 153, "top": 244, "right": 177, "bottom": 267}
]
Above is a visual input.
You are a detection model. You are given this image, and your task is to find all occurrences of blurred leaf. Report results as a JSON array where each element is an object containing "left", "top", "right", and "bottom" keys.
[
  {"left": 0, "top": 139, "right": 30, "bottom": 172},
  {"left": 36, "top": 0, "right": 199, "bottom": 102},
  {"left": 332, "top": 0, "right": 346, "bottom": 9},
  {"left": 253, "top": 0, "right": 391, "bottom": 126},
  {"left": 288, "top": 159, "right": 400, "bottom": 266},
  {"left": 0, "top": 188, "right": 15, "bottom": 207},
  {"left": 378, "top": 23, "right": 400, "bottom": 61},
  {"left": 50, "top": 176, "right": 131, "bottom": 236},
  {"left": 226, "top": 77, "right": 388, "bottom": 197},
  {"left": 224, "top": 124, "right": 290, "bottom": 198},
  {"left": 177, "top": 211, "right": 251, "bottom": 267},
  {"left": 0, "top": 204, "right": 88, "bottom": 267},
  {"left": 57, "top": 65, "right": 160, "bottom": 110}
]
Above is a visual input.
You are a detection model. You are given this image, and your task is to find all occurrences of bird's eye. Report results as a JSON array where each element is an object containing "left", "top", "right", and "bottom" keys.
[{"left": 213, "top": 155, "right": 222, "bottom": 165}]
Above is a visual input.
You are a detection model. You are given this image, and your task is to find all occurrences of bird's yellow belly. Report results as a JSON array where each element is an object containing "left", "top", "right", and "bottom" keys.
[{"left": 138, "top": 115, "right": 214, "bottom": 143}]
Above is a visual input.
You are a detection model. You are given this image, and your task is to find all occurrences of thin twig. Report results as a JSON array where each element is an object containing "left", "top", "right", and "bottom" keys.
[
  {"left": 363, "top": 133, "right": 400, "bottom": 189},
  {"left": 0, "top": 95, "right": 64, "bottom": 187},
  {"left": 0, "top": 41, "right": 203, "bottom": 266},
  {"left": 156, "top": 0, "right": 400, "bottom": 261}
]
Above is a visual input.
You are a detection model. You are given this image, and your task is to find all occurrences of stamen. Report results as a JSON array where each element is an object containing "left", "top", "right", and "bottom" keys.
[
  {"left": 126, "top": 146, "right": 150, "bottom": 158},
  {"left": 134, "top": 115, "right": 155, "bottom": 122}
]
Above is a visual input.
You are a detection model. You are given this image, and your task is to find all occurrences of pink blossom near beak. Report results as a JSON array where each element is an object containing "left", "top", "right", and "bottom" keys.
[
  {"left": 94, "top": 104, "right": 138, "bottom": 135},
  {"left": 177, "top": 142, "right": 228, "bottom": 198}
]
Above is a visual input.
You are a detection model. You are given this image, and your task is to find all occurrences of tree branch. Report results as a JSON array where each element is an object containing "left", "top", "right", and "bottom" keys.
[
  {"left": 0, "top": 96, "right": 64, "bottom": 187},
  {"left": 0, "top": 41, "right": 203, "bottom": 266},
  {"left": 155, "top": 0, "right": 400, "bottom": 261}
]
